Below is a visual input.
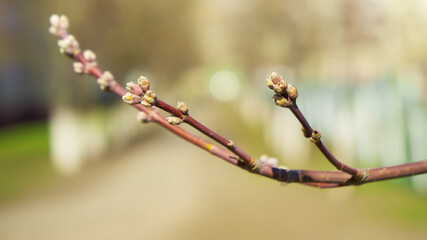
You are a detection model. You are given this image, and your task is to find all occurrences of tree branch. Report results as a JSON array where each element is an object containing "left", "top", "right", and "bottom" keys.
[{"left": 49, "top": 14, "right": 427, "bottom": 188}]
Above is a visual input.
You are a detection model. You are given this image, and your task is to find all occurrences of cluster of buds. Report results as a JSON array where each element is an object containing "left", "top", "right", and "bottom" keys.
[
  {"left": 122, "top": 75, "right": 157, "bottom": 108},
  {"left": 73, "top": 50, "right": 97, "bottom": 74},
  {"left": 49, "top": 14, "right": 69, "bottom": 36},
  {"left": 266, "top": 72, "right": 298, "bottom": 108},
  {"left": 58, "top": 35, "right": 80, "bottom": 55},
  {"left": 97, "top": 71, "right": 116, "bottom": 91},
  {"left": 49, "top": 14, "right": 79, "bottom": 55}
]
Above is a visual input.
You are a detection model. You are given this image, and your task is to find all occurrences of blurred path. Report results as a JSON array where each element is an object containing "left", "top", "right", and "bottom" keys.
[{"left": 0, "top": 134, "right": 426, "bottom": 240}]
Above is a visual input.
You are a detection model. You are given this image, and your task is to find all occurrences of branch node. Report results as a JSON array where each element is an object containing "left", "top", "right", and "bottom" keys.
[
  {"left": 273, "top": 94, "right": 292, "bottom": 108},
  {"left": 260, "top": 155, "right": 278, "bottom": 167},
  {"left": 354, "top": 168, "right": 369, "bottom": 184},
  {"left": 83, "top": 50, "right": 97, "bottom": 62},
  {"left": 97, "top": 71, "right": 116, "bottom": 91},
  {"left": 227, "top": 140, "right": 234, "bottom": 149},
  {"left": 239, "top": 158, "right": 262, "bottom": 173},
  {"left": 166, "top": 116, "right": 183, "bottom": 125},
  {"left": 177, "top": 101, "right": 189, "bottom": 115},
  {"left": 58, "top": 35, "right": 80, "bottom": 55},
  {"left": 301, "top": 127, "right": 311, "bottom": 138},
  {"left": 310, "top": 130, "right": 322, "bottom": 143},
  {"left": 141, "top": 90, "right": 157, "bottom": 107}
]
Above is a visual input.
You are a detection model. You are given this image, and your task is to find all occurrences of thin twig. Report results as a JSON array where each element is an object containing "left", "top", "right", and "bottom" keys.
[
  {"left": 156, "top": 99, "right": 255, "bottom": 164},
  {"left": 289, "top": 104, "right": 359, "bottom": 176}
]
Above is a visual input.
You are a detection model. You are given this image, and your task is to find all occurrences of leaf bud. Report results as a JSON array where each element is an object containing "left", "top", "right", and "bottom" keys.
[
  {"left": 122, "top": 92, "right": 142, "bottom": 105},
  {"left": 177, "top": 101, "right": 188, "bottom": 115},
  {"left": 166, "top": 116, "right": 183, "bottom": 125}
]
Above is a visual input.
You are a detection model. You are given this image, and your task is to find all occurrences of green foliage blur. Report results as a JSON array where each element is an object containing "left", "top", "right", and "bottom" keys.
[{"left": 0, "top": 122, "right": 54, "bottom": 201}]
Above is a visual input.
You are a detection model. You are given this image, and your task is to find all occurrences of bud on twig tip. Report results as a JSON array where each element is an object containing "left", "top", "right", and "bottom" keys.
[
  {"left": 49, "top": 14, "right": 69, "bottom": 36},
  {"left": 287, "top": 84, "right": 298, "bottom": 101},
  {"left": 137, "top": 75, "right": 150, "bottom": 92},
  {"left": 267, "top": 72, "right": 287, "bottom": 94}
]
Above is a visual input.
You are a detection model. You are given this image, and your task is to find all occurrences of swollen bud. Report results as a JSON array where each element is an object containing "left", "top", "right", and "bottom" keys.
[
  {"left": 49, "top": 14, "right": 69, "bottom": 36},
  {"left": 73, "top": 62, "right": 84, "bottom": 74},
  {"left": 122, "top": 92, "right": 142, "bottom": 105},
  {"left": 177, "top": 101, "right": 188, "bottom": 115},
  {"left": 126, "top": 81, "right": 143, "bottom": 96},
  {"left": 83, "top": 50, "right": 96, "bottom": 62},
  {"left": 141, "top": 90, "right": 157, "bottom": 107},
  {"left": 58, "top": 35, "right": 79, "bottom": 55},
  {"left": 166, "top": 116, "right": 183, "bottom": 125},
  {"left": 273, "top": 94, "right": 291, "bottom": 108},
  {"left": 310, "top": 130, "right": 322, "bottom": 143},
  {"left": 137, "top": 75, "right": 150, "bottom": 92},
  {"left": 267, "top": 72, "right": 287, "bottom": 94},
  {"left": 97, "top": 71, "right": 116, "bottom": 91},
  {"left": 287, "top": 84, "right": 298, "bottom": 101}
]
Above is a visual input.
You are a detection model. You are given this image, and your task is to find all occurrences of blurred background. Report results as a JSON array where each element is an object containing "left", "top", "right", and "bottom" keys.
[{"left": 1, "top": 0, "right": 427, "bottom": 239}]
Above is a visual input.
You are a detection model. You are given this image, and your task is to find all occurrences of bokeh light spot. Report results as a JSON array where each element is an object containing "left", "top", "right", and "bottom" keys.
[{"left": 209, "top": 70, "right": 240, "bottom": 101}]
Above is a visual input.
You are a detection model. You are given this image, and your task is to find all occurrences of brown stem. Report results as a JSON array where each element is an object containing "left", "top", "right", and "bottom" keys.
[
  {"left": 156, "top": 99, "right": 254, "bottom": 165},
  {"left": 73, "top": 51, "right": 243, "bottom": 168},
  {"left": 65, "top": 41, "right": 272, "bottom": 178},
  {"left": 289, "top": 103, "right": 359, "bottom": 176},
  {"left": 272, "top": 160, "right": 427, "bottom": 186}
]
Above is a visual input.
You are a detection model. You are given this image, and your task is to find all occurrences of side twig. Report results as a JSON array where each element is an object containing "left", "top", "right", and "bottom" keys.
[{"left": 266, "top": 73, "right": 361, "bottom": 179}]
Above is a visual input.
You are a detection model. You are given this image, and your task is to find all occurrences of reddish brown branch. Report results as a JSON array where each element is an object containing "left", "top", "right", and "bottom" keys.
[
  {"left": 49, "top": 14, "right": 427, "bottom": 189},
  {"left": 156, "top": 99, "right": 254, "bottom": 164}
]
